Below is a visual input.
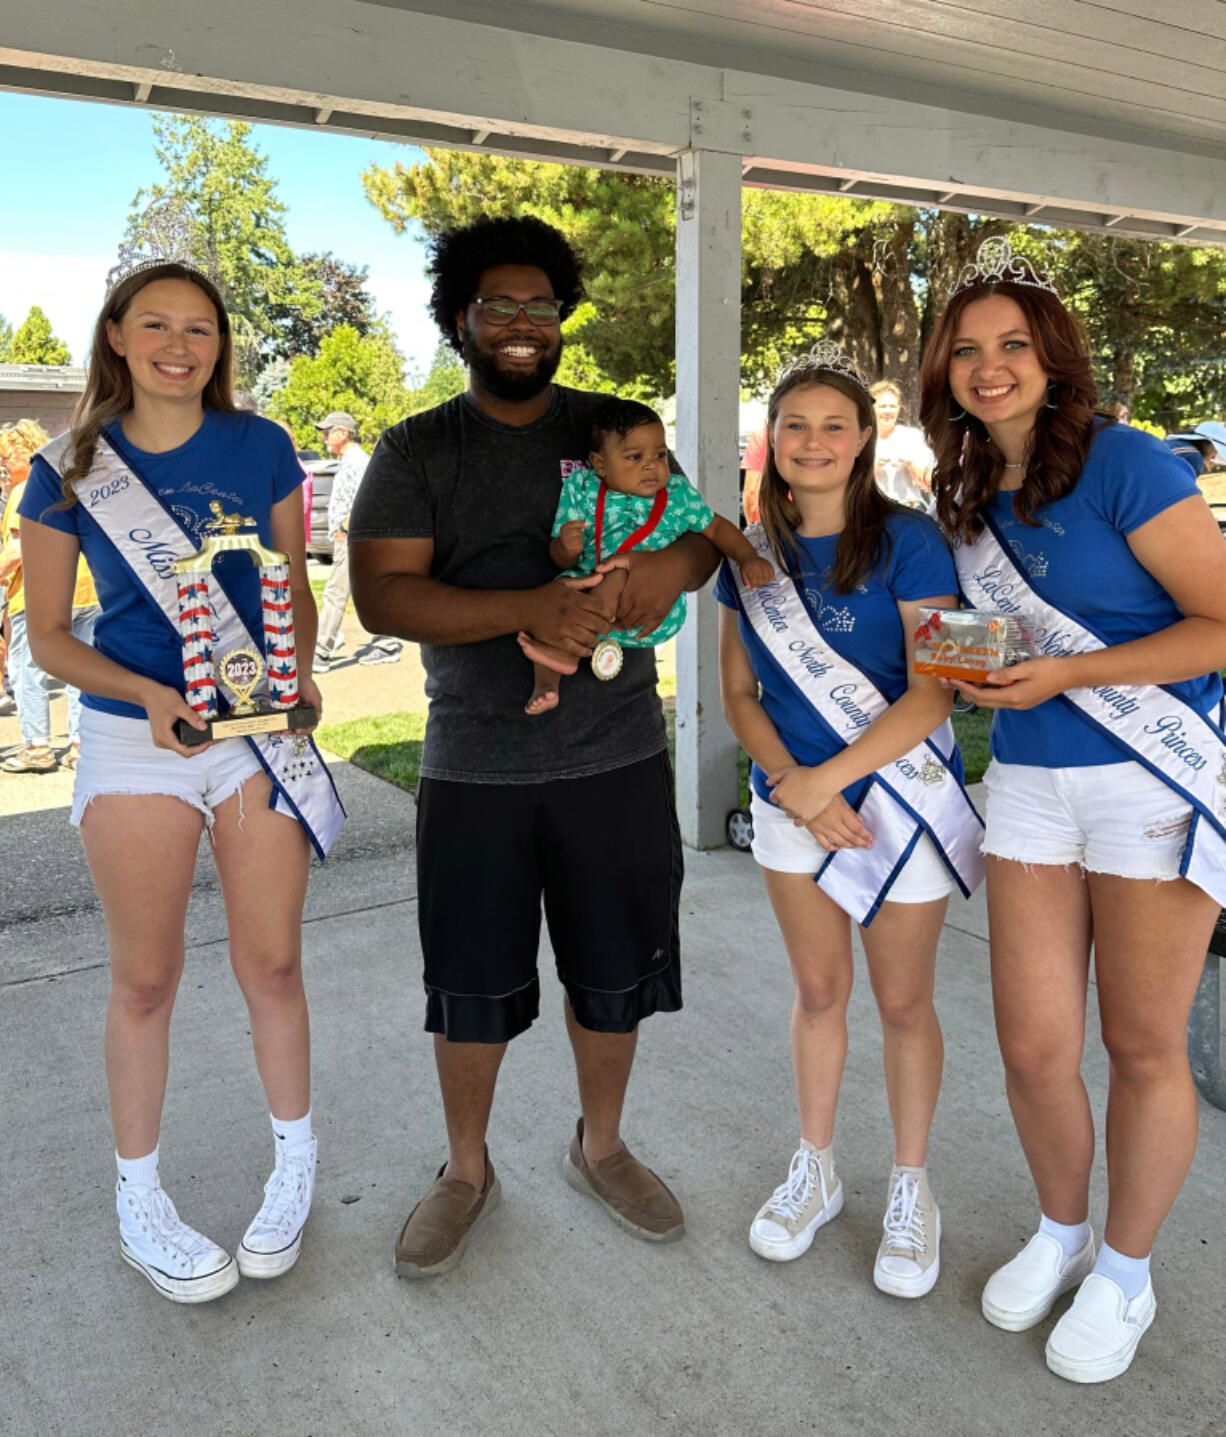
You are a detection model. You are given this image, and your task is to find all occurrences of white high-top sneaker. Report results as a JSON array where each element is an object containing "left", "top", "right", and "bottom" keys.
[
  {"left": 237, "top": 1139, "right": 317, "bottom": 1279},
  {"left": 117, "top": 1182, "right": 238, "bottom": 1304},
  {"left": 748, "top": 1141, "right": 843, "bottom": 1261},
  {"left": 873, "top": 1166, "right": 941, "bottom": 1298}
]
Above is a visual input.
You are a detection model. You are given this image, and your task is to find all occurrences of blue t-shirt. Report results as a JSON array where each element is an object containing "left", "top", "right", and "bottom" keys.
[
  {"left": 715, "top": 512, "right": 960, "bottom": 804},
  {"left": 20, "top": 410, "right": 304, "bottom": 721},
  {"left": 981, "top": 422, "right": 1223, "bottom": 767}
]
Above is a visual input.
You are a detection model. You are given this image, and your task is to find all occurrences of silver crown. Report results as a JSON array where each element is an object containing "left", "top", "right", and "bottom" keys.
[
  {"left": 106, "top": 197, "right": 224, "bottom": 297},
  {"left": 950, "top": 236, "right": 1059, "bottom": 299},
  {"left": 778, "top": 337, "right": 871, "bottom": 394}
]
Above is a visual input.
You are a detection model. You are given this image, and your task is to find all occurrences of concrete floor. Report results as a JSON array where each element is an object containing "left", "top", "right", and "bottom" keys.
[{"left": 1, "top": 766, "right": 1223, "bottom": 1437}]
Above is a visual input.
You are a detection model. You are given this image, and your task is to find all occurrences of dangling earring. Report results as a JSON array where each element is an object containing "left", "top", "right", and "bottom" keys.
[{"left": 1045, "top": 381, "right": 1059, "bottom": 411}]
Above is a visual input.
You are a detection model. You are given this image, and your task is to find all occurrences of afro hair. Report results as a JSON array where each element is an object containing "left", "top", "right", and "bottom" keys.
[
  {"left": 589, "top": 397, "right": 662, "bottom": 449},
  {"left": 427, "top": 215, "right": 585, "bottom": 354}
]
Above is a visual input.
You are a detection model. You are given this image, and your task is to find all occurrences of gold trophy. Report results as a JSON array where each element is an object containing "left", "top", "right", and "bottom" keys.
[{"left": 173, "top": 503, "right": 317, "bottom": 746}]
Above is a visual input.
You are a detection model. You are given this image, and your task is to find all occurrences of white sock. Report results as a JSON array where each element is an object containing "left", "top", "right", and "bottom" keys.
[
  {"left": 1039, "top": 1212, "right": 1092, "bottom": 1259},
  {"left": 1093, "top": 1241, "right": 1151, "bottom": 1301},
  {"left": 271, "top": 1110, "right": 313, "bottom": 1159},
  {"left": 116, "top": 1147, "right": 159, "bottom": 1191}
]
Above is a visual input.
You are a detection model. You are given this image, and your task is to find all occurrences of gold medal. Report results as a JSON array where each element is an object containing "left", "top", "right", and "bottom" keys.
[{"left": 592, "top": 638, "right": 623, "bottom": 681}]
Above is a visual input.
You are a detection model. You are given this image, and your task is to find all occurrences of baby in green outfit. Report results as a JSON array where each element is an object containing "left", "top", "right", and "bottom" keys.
[{"left": 518, "top": 398, "right": 773, "bottom": 714}]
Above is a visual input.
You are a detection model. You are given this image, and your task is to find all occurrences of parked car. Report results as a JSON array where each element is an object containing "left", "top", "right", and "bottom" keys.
[{"left": 304, "top": 457, "right": 337, "bottom": 562}]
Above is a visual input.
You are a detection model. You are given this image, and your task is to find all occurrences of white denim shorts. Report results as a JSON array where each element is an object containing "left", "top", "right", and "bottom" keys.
[
  {"left": 749, "top": 790, "right": 956, "bottom": 902},
  {"left": 981, "top": 759, "right": 1193, "bottom": 879},
  {"left": 72, "top": 707, "right": 265, "bottom": 832}
]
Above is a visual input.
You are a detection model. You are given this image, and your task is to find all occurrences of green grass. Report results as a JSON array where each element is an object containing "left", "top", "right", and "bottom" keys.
[
  {"left": 318, "top": 691, "right": 990, "bottom": 799},
  {"left": 315, "top": 711, "right": 426, "bottom": 791},
  {"left": 952, "top": 705, "right": 992, "bottom": 784}
]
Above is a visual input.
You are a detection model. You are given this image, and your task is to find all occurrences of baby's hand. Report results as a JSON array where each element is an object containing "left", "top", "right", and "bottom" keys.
[
  {"left": 739, "top": 556, "right": 775, "bottom": 590},
  {"left": 557, "top": 520, "right": 586, "bottom": 559}
]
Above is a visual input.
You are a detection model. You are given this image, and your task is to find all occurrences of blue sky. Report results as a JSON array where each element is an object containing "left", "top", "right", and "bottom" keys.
[{"left": 0, "top": 92, "right": 439, "bottom": 373}]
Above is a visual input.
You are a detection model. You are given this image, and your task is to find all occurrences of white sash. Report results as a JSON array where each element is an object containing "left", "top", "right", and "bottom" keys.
[
  {"left": 41, "top": 432, "right": 345, "bottom": 859},
  {"left": 956, "top": 512, "right": 1226, "bottom": 904},
  {"left": 732, "top": 527, "right": 985, "bottom": 925}
]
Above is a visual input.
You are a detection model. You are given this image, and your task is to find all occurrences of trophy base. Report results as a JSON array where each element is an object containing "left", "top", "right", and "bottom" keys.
[{"left": 176, "top": 704, "right": 318, "bottom": 747}]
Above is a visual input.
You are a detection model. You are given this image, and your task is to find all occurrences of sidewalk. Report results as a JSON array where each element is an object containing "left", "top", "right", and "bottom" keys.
[{"left": 2, "top": 762, "right": 1223, "bottom": 1437}]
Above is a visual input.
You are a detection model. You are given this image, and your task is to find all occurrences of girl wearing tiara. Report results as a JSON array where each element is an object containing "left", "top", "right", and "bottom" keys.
[
  {"left": 921, "top": 238, "right": 1226, "bottom": 1381},
  {"left": 717, "top": 342, "right": 983, "bottom": 1298},
  {"left": 19, "top": 261, "right": 340, "bottom": 1303}
]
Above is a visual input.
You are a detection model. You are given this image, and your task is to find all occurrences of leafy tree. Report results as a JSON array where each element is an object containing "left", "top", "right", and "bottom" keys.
[
  {"left": 365, "top": 150, "right": 1226, "bottom": 424},
  {"left": 406, "top": 341, "right": 466, "bottom": 412},
  {"left": 277, "top": 252, "right": 376, "bottom": 359},
  {"left": 265, "top": 323, "right": 411, "bottom": 449},
  {"left": 126, "top": 115, "right": 321, "bottom": 378},
  {"left": 9, "top": 306, "right": 72, "bottom": 366},
  {"left": 0, "top": 313, "right": 13, "bottom": 362},
  {"left": 363, "top": 150, "right": 921, "bottom": 406}
]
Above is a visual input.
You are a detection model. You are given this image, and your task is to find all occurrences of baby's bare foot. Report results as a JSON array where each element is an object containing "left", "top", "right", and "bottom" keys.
[
  {"left": 525, "top": 685, "right": 560, "bottom": 716},
  {"left": 518, "top": 631, "right": 579, "bottom": 676}
]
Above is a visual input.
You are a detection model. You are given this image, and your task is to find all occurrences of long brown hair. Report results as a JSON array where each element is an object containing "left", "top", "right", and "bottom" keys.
[
  {"left": 919, "top": 281, "right": 1109, "bottom": 544},
  {"left": 759, "top": 368, "right": 896, "bottom": 593},
  {"left": 58, "top": 262, "right": 235, "bottom": 504}
]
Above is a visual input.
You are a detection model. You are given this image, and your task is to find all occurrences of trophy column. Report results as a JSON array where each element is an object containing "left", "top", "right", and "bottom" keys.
[{"left": 176, "top": 569, "right": 218, "bottom": 721}]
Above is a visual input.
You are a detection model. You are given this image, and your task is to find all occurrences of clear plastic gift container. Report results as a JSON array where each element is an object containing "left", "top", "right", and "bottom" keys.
[{"left": 912, "top": 608, "right": 1037, "bottom": 684}]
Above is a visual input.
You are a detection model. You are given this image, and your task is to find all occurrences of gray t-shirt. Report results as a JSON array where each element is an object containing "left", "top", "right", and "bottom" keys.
[{"left": 349, "top": 386, "right": 668, "bottom": 784}]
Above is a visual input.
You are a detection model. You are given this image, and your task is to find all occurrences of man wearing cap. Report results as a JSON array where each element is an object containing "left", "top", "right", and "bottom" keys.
[{"left": 314, "top": 412, "right": 403, "bottom": 669}]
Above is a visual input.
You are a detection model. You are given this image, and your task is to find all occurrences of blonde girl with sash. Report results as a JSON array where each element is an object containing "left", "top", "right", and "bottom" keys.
[
  {"left": 717, "top": 342, "right": 983, "bottom": 1299},
  {"left": 920, "top": 239, "right": 1226, "bottom": 1382},
  {"left": 19, "top": 262, "right": 335, "bottom": 1303}
]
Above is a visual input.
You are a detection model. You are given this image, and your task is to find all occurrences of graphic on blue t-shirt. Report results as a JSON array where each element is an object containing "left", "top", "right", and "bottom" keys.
[
  {"left": 20, "top": 410, "right": 304, "bottom": 722},
  {"left": 715, "top": 512, "right": 959, "bottom": 805},
  {"left": 981, "top": 422, "right": 1223, "bottom": 769}
]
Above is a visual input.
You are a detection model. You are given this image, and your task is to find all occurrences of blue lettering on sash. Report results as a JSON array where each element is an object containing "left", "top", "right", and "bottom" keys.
[
  {"left": 895, "top": 757, "right": 920, "bottom": 780},
  {"left": 786, "top": 639, "right": 832, "bottom": 680},
  {"left": 1034, "top": 625, "right": 1078, "bottom": 659},
  {"left": 127, "top": 527, "right": 181, "bottom": 580},
  {"left": 758, "top": 592, "right": 790, "bottom": 634},
  {"left": 1141, "top": 714, "right": 1207, "bottom": 770},
  {"left": 1091, "top": 685, "right": 1140, "bottom": 722},
  {"left": 970, "top": 566, "right": 1023, "bottom": 614},
  {"left": 829, "top": 683, "right": 872, "bottom": 729}
]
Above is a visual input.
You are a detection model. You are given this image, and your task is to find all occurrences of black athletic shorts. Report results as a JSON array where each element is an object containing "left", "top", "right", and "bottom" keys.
[{"left": 416, "top": 751, "right": 683, "bottom": 1043}]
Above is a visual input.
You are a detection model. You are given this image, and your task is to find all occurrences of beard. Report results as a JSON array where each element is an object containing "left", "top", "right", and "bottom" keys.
[{"left": 462, "top": 332, "right": 562, "bottom": 402}]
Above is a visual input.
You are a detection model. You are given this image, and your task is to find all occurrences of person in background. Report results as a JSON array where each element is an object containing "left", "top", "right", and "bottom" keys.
[
  {"left": 741, "top": 422, "right": 769, "bottom": 524},
  {"left": 871, "top": 380, "right": 934, "bottom": 509},
  {"left": 1163, "top": 421, "right": 1226, "bottom": 479},
  {"left": 0, "top": 419, "right": 99, "bottom": 772},
  {"left": 312, "top": 411, "right": 403, "bottom": 670}
]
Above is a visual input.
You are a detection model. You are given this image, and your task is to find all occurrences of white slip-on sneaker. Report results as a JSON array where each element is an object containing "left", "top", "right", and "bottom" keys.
[
  {"left": 118, "top": 1182, "right": 238, "bottom": 1304},
  {"left": 748, "top": 1141, "right": 843, "bottom": 1261},
  {"left": 982, "top": 1229, "right": 1096, "bottom": 1332},
  {"left": 873, "top": 1166, "right": 941, "bottom": 1298},
  {"left": 1045, "top": 1273, "right": 1156, "bottom": 1383},
  {"left": 238, "top": 1139, "right": 317, "bottom": 1279}
]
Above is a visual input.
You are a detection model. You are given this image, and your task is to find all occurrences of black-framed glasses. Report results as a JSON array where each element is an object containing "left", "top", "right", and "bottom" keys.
[{"left": 471, "top": 296, "right": 563, "bottom": 326}]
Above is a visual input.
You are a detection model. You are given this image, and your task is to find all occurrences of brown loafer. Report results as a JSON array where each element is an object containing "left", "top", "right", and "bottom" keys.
[
  {"left": 394, "top": 1149, "right": 500, "bottom": 1278},
  {"left": 563, "top": 1117, "right": 684, "bottom": 1243}
]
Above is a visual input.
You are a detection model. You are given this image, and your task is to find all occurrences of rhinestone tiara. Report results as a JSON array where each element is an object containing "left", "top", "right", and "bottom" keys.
[
  {"left": 777, "top": 337, "right": 871, "bottom": 394},
  {"left": 105, "top": 197, "right": 225, "bottom": 298},
  {"left": 950, "top": 236, "right": 1059, "bottom": 300}
]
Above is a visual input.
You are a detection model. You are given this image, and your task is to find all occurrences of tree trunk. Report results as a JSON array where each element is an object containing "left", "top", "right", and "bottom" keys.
[
  {"left": 826, "top": 244, "right": 881, "bottom": 387},
  {"left": 870, "top": 216, "right": 921, "bottom": 421}
]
